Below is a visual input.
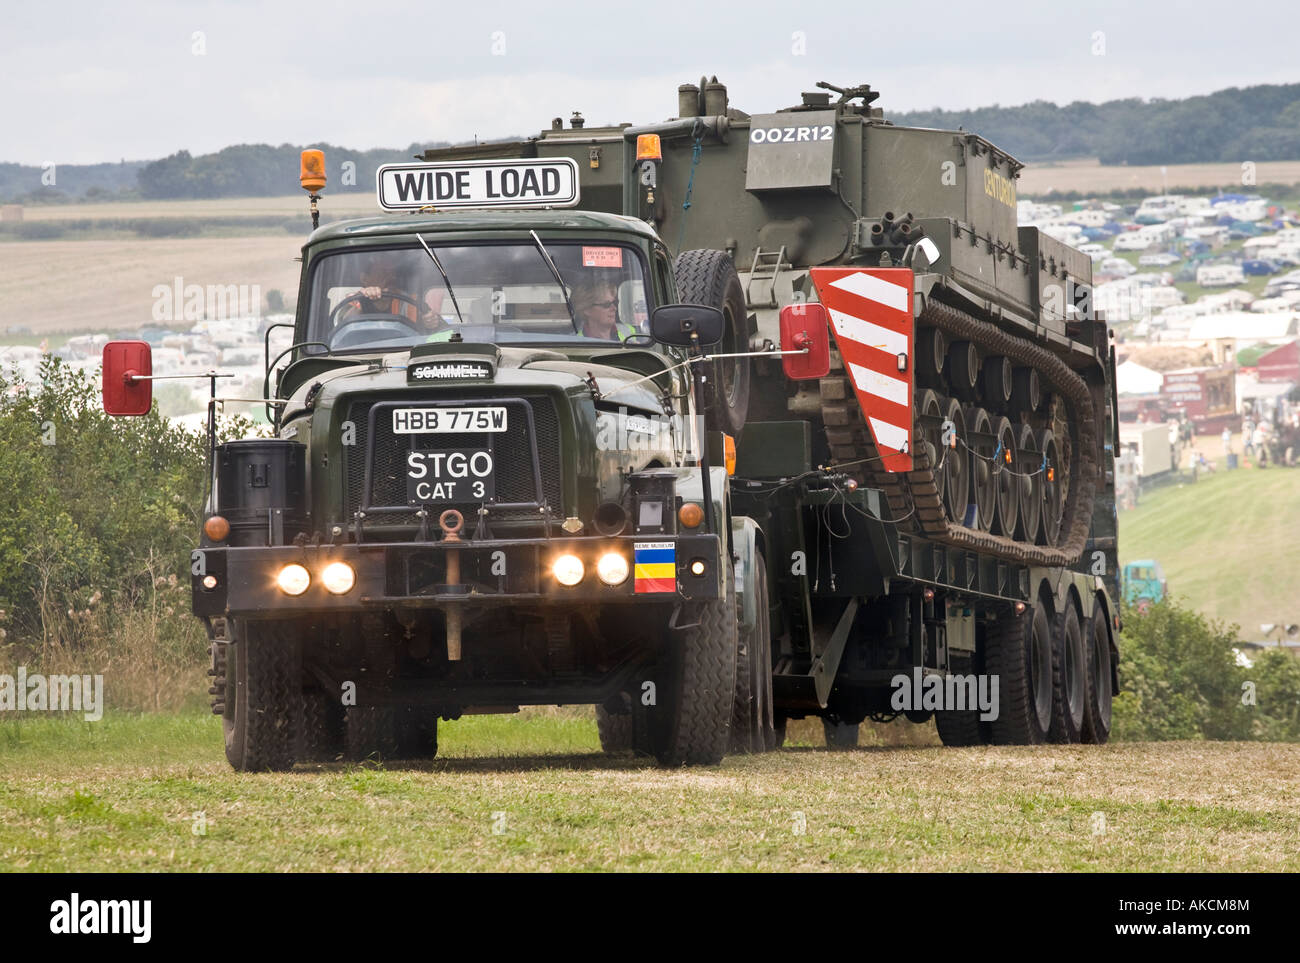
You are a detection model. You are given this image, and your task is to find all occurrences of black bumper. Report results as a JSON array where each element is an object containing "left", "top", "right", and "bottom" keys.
[{"left": 192, "top": 534, "right": 725, "bottom": 617}]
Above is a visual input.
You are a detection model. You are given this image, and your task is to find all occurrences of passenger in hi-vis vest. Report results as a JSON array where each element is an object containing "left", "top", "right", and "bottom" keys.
[
  {"left": 339, "top": 255, "right": 420, "bottom": 325},
  {"left": 573, "top": 280, "right": 635, "bottom": 341}
]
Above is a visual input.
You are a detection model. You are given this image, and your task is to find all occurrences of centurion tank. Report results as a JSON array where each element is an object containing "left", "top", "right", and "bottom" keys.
[{"left": 422, "top": 79, "right": 1119, "bottom": 582}]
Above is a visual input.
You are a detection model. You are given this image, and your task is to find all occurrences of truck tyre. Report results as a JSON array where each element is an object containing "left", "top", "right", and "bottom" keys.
[
  {"left": 731, "top": 550, "right": 775, "bottom": 753},
  {"left": 822, "top": 719, "right": 860, "bottom": 749},
  {"left": 299, "top": 687, "right": 345, "bottom": 762},
  {"left": 647, "top": 580, "right": 738, "bottom": 766},
  {"left": 986, "top": 603, "right": 1053, "bottom": 745},
  {"left": 772, "top": 713, "right": 787, "bottom": 749},
  {"left": 223, "top": 619, "right": 300, "bottom": 772},
  {"left": 345, "top": 704, "right": 399, "bottom": 761},
  {"left": 1082, "top": 604, "right": 1114, "bottom": 745},
  {"left": 395, "top": 707, "right": 439, "bottom": 759},
  {"left": 1048, "top": 604, "right": 1087, "bottom": 744},
  {"left": 935, "top": 652, "right": 986, "bottom": 746},
  {"left": 673, "top": 249, "right": 750, "bottom": 438},
  {"left": 597, "top": 691, "right": 649, "bottom": 755}
]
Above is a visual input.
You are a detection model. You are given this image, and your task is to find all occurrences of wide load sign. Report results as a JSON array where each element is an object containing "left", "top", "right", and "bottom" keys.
[{"left": 376, "top": 158, "right": 580, "bottom": 210}]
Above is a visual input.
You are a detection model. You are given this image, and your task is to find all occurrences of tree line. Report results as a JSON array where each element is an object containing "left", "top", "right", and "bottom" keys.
[{"left": 4, "top": 82, "right": 1300, "bottom": 204}]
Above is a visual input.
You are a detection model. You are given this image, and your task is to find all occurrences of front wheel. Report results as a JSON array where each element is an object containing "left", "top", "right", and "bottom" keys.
[
  {"left": 223, "top": 619, "right": 301, "bottom": 772},
  {"left": 646, "top": 581, "right": 739, "bottom": 766}
]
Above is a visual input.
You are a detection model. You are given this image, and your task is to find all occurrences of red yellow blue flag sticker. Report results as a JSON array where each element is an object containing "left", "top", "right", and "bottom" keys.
[{"left": 634, "top": 541, "right": 676, "bottom": 594}]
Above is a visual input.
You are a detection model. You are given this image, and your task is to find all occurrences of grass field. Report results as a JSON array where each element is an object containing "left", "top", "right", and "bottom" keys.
[
  {"left": 1, "top": 711, "right": 1296, "bottom": 872},
  {"left": 1120, "top": 456, "right": 1300, "bottom": 636}
]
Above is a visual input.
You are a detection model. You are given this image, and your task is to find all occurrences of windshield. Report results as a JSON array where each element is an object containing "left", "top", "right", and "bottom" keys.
[{"left": 306, "top": 240, "right": 651, "bottom": 352}]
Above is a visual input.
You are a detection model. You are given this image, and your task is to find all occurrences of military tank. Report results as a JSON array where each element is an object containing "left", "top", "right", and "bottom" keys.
[{"left": 423, "top": 78, "right": 1118, "bottom": 577}]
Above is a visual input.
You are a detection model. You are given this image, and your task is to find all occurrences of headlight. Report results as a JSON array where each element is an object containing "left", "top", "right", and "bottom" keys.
[
  {"left": 596, "top": 552, "right": 630, "bottom": 586},
  {"left": 321, "top": 561, "right": 355, "bottom": 595},
  {"left": 276, "top": 564, "right": 311, "bottom": 596},
  {"left": 552, "top": 554, "right": 585, "bottom": 587}
]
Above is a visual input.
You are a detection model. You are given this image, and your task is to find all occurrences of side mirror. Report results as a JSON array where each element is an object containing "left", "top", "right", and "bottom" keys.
[
  {"left": 650, "top": 304, "right": 725, "bottom": 348},
  {"left": 779, "top": 303, "right": 830, "bottom": 380},
  {"left": 102, "top": 340, "right": 153, "bottom": 415}
]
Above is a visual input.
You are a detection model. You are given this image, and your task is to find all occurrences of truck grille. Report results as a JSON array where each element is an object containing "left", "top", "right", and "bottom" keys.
[{"left": 342, "top": 395, "right": 563, "bottom": 530}]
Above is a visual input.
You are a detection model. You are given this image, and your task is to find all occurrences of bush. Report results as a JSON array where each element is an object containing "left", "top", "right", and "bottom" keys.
[
  {"left": 1112, "top": 598, "right": 1300, "bottom": 741},
  {"left": 0, "top": 358, "right": 259, "bottom": 709}
]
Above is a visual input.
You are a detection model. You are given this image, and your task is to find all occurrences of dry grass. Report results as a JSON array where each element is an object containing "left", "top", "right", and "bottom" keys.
[
  {"left": 0, "top": 237, "right": 303, "bottom": 334},
  {"left": 0, "top": 712, "right": 1294, "bottom": 872},
  {"left": 1019, "top": 158, "right": 1300, "bottom": 196}
]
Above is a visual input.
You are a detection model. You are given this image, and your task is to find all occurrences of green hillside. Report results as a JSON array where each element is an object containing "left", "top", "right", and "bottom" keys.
[{"left": 1120, "top": 462, "right": 1300, "bottom": 638}]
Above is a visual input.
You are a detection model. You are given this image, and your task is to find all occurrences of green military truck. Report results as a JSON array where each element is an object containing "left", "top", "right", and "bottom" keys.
[{"left": 102, "top": 76, "right": 1121, "bottom": 768}]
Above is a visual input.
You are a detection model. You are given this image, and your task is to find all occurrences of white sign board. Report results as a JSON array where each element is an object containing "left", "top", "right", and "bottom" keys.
[{"left": 376, "top": 158, "right": 580, "bottom": 211}]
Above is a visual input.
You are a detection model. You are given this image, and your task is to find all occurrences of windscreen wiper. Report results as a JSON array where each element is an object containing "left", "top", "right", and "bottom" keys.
[
  {"left": 529, "top": 230, "right": 579, "bottom": 333},
  {"left": 415, "top": 232, "right": 466, "bottom": 325}
]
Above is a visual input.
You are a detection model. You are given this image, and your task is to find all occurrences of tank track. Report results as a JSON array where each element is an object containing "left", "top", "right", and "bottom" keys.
[{"left": 819, "top": 297, "right": 1097, "bottom": 567}]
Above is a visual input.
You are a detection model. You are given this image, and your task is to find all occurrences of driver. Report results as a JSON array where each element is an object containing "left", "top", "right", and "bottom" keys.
[
  {"left": 572, "top": 279, "right": 636, "bottom": 341},
  {"left": 338, "top": 255, "right": 419, "bottom": 324}
]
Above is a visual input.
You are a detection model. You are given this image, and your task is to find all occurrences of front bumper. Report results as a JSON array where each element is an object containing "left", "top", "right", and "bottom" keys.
[{"left": 192, "top": 534, "right": 725, "bottom": 617}]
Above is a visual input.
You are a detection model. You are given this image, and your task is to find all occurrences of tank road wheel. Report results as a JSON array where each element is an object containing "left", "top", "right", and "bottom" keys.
[
  {"left": 223, "top": 619, "right": 301, "bottom": 772},
  {"left": 992, "top": 416, "right": 1019, "bottom": 537},
  {"left": 1038, "top": 429, "right": 1063, "bottom": 547},
  {"left": 935, "top": 652, "right": 988, "bottom": 746},
  {"left": 966, "top": 406, "right": 996, "bottom": 531},
  {"left": 646, "top": 581, "right": 739, "bottom": 766},
  {"left": 986, "top": 602, "right": 1053, "bottom": 745},
  {"left": 673, "top": 249, "right": 750, "bottom": 437},
  {"left": 1048, "top": 603, "right": 1087, "bottom": 744},
  {"left": 1082, "top": 604, "right": 1114, "bottom": 745},
  {"left": 395, "top": 707, "right": 439, "bottom": 759},
  {"left": 731, "top": 551, "right": 776, "bottom": 753},
  {"left": 941, "top": 397, "right": 969, "bottom": 524},
  {"left": 822, "top": 719, "right": 860, "bottom": 748},
  {"left": 1015, "top": 424, "right": 1042, "bottom": 545}
]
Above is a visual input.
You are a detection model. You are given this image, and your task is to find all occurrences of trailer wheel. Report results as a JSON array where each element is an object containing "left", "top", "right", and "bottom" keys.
[
  {"left": 731, "top": 550, "right": 775, "bottom": 753},
  {"left": 822, "top": 719, "right": 860, "bottom": 749},
  {"left": 395, "top": 707, "right": 439, "bottom": 759},
  {"left": 1048, "top": 603, "right": 1087, "bottom": 744},
  {"left": 1082, "top": 604, "right": 1114, "bottom": 745},
  {"left": 986, "top": 603, "right": 1053, "bottom": 745},
  {"left": 223, "top": 619, "right": 300, "bottom": 772},
  {"left": 298, "top": 686, "right": 345, "bottom": 762},
  {"left": 646, "top": 579, "right": 739, "bottom": 766},
  {"left": 935, "top": 653, "right": 987, "bottom": 746},
  {"left": 673, "top": 249, "right": 750, "bottom": 438},
  {"left": 345, "top": 704, "right": 399, "bottom": 761},
  {"left": 597, "top": 691, "right": 650, "bottom": 755}
]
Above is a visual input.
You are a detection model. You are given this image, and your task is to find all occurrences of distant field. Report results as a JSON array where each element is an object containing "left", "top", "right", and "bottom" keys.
[
  {"left": 0, "top": 237, "right": 302, "bottom": 334},
  {"left": 1120, "top": 458, "right": 1300, "bottom": 637},
  {"left": 1, "top": 711, "right": 1295, "bottom": 872},
  {"left": 15, "top": 193, "right": 380, "bottom": 221},
  {"left": 1019, "top": 158, "right": 1300, "bottom": 196}
]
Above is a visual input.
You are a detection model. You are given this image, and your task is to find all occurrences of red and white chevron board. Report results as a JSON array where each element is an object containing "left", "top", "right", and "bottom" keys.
[{"left": 809, "top": 267, "right": 915, "bottom": 473}]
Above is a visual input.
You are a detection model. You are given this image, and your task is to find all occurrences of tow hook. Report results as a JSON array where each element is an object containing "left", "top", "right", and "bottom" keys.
[{"left": 439, "top": 509, "right": 466, "bottom": 661}]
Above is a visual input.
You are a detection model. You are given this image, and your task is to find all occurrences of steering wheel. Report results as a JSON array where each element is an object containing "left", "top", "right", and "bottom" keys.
[
  {"left": 328, "top": 316, "right": 427, "bottom": 350},
  {"left": 622, "top": 332, "right": 654, "bottom": 347},
  {"left": 329, "top": 290, "right": 423, "bottom": 327}
]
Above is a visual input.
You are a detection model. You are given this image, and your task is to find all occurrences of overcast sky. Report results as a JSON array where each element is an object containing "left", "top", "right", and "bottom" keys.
[{"left": 3, "top": 0, "right": 1299, "bottom": 165}]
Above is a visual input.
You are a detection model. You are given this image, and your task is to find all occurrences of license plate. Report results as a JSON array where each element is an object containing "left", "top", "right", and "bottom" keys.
[
  {"left": 406, "top": 449, "right": 496, "bottom": 504},
  {"left": 391, "top": 406, "right": 508, "bottom": 433}
]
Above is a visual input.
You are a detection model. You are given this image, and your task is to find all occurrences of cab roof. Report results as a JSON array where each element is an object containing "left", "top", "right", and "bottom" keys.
[{"left": 306, "top": 208, "right": 660, "bottom": 246}]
